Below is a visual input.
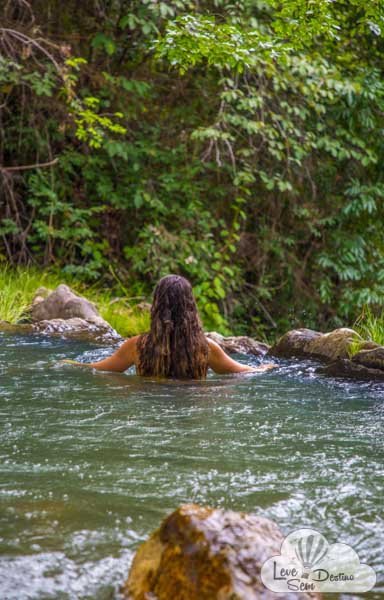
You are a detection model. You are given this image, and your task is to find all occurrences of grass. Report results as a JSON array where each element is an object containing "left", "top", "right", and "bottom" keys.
[
  {"left": 0, "top": 268, "right": 64, "bottom": 323},
  {"left": 95, "top": 295, "right": 150, "bottom": 337},
  {"left": 354, "top": 306, "right": 384, "bottom": 345},
  {"left": 349, "top": 305, "right": 384, "bottom": 356},
  {"left": 0, "top": 266, "right": 150, "bottom": 337},
  {"left": 348, "top": 336, "right": 365, "bottom": 357}
]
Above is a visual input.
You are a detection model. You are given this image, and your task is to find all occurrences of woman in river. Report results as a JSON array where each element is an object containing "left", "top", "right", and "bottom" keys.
[{"left": 66, "top": 274, "right": 275, "bottom": 377}]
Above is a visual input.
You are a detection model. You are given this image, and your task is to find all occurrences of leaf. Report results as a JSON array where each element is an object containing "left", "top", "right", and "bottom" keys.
[{"left": 91, "top": 33, "right": 116, "bottom": 56}]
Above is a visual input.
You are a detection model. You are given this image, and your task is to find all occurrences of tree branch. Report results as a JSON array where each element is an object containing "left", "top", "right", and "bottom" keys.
[{"left": 0, "top": 158, "right": 58, "bottom": 172}]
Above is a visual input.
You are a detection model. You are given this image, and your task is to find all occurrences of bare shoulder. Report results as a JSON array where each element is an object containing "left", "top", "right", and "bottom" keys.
[
  {"left": 118, "top": 335, "right": 141, "bottom": 359},
  {"left": 121, "top": 335, "right": 141, "bottom": 346},
  {"left": 207, "top": 338, "right": 221, "bottom": 350},
  {"left": 207, "top": 338, "right": 226, "bottom": 355}
]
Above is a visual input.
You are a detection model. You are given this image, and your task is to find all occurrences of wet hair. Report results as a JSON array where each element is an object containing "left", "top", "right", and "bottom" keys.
[{"left": 137, "top": 275, "right": 208, "bottom": 379}]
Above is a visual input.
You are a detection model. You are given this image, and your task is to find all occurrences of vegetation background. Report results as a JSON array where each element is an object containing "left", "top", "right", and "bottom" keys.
[{"left": 1, "top": 0, "right": 384, "bottom": 338}]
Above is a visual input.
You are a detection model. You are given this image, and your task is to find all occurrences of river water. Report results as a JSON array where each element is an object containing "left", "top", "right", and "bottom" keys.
[{"left": 0, "top": 333, "right": 383, "bottom": 599}]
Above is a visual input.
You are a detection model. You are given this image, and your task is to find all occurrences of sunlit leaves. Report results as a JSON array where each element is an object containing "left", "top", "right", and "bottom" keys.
[{"left": 154, "top": 15, "right": 284, "bottom": 73}]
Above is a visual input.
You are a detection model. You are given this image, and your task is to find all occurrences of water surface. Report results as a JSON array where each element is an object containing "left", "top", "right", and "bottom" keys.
[{"left": 0, "top": 333, "right": 383, "bottom": 599}]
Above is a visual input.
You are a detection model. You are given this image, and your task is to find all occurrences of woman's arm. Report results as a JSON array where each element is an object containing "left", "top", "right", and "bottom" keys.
[
  {"left": 207, "top": 339, "right": 276, "bottom": 375},
  {"left": 62, "top": 336, "right": 139, "bottom": 373}
]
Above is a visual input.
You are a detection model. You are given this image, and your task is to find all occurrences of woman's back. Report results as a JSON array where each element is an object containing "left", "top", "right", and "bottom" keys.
[
  {"left": 63, "top": 274, "right": 276, "bottom": 377},
  {"left": 136, "top": 275, "right": 208, "bottom": 379}
]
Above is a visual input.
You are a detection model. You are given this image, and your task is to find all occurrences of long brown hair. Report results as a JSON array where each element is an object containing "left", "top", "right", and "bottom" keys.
[{"left": 137, "top": 275, "right": 208, "bottom": 379}]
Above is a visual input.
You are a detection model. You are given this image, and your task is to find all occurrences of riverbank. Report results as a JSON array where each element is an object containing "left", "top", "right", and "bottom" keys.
[
  {"left": 0, "top": 267, "right": 150, "bottom": 338},
  {"left": 4, "top": 269, "right": 384, "bottom": 381},
  {"left": 1, "top": 267, "right": 384, "bottom": 353}
]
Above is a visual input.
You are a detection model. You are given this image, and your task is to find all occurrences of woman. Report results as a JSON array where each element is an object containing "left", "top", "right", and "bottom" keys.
[{"left": 65, "top": 275, "right": 275, "bottom": 377}]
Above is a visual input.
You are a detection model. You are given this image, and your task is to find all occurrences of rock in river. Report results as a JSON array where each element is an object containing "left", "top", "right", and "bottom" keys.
[
  {"left": 269, "top": 327, "right": 361, "bottom": 362},
  {"left": 0, "top": 284, "right": 121, "bottom": 344},
  {"left": 352, "top": 346, "right": 384, "bottom": 370},
  {"left": 30, "top": 284, "right": 102, "bottom": 323},
  {"left": 122, "top": 504, "right": 319, "bottom": 600},
  {"left": 317, "top": 358, "right": 384, "bottom": 381},
  {"left": 207, "top": 332, "right": 270, "bottom": 357}
]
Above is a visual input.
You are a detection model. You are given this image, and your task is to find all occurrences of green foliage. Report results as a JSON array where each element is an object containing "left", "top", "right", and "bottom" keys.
[
  {"left": 270, "top": 0, "right": 384, "bottom": 47},
  {"left": 2, "top": 0, "right": 384, "bottom": 336},
  {"left": 97, "top": 299, "right": 151, "bottom": 338},
  {"left": 0, "top": 267, "right": 64, "bottom": 323},
  {"left": 354, "top": 306, "right": 384, "bottom": 348},
  {"left": 154, "top": 15, "right": 283, "bottom": 73},
  {"left": 69, "top": 96, "right": 126, "bottom": 149}
]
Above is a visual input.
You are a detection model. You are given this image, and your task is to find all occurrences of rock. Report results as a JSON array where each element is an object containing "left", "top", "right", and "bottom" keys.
[
  {"left": 352, "top": 346, "right": 384, "bottom": 370},
  {"left": 317, "top": 358, "right": 384, "bottom": 381},
  {"left": 270, "top": 328, "right": 384, "bottom": 381},
  {"left": 308, "top": 327, "right": 361, "bottom": 361},
  {"left": 31, "top": 286, "right": 51, "bottom": 307},
  {"left": 0, "top": 316, "right": 120, "bottom": 344},
  {"left": 31, "top": 317, "right": 121, "bottom": 344},
  {"left": 358, "top": 340, "right": 382, "bottom": 351},
  {"left": 0, "top": 320, "right": 33, "bottom": 335},
  {"left": 29, "top": 284, "right": 101, "bottom": 323},
  {"left": 269, "top": 328, "right": 361, "bottom": 362},
  {"left": 2, "top": 284, "right": 121, "bottom": 344},
  {"left": 136, "top": 301, "right": 151, "bottom": 312},
  {"left": 122, "top": 504, "right": 319, "bottom": 600},
  {"left": 207, "top": 332, "right": 270, "bottom": 357},
  {"left": 268, "top": 328, "right": 322, "bottom": 358}
]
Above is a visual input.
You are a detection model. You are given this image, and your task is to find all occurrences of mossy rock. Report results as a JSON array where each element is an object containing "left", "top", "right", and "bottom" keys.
[{"left": 270, "top": 328, "right": 362, "bottom": 362}]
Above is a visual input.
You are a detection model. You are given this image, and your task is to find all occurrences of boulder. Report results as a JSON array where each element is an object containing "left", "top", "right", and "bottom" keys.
[
  {"left": 356, "top": 340, "right": 382, "bottom": 351},
  {"left": 0, "top": 320, "right": 33, "bottom": 335},
  {"left": 269, "top": 328, "right": 361, "bottom": 362},
  {"left": 307, "top": 327, "right": 361, "bottom": 361},
  {"left": 122, "top": 504, "right": 319, "bottom": 600},
  {"left": 352, "top": 346, "right": 384, "bottom": 370},
  {"left": 31, "top": 317, "right": 121, "bottom": 344},
  {"left": 317, "top": 358, "right": 384, "bottom": 381},
  {"left": 4, "top": 284, "right": 122, "bottom": 343},
  {"left": 31, "top": 286, "right": 51, "bottom": 306},
  {"left": 268, "top": 328, "right": 321, "bottom": 358},
  {"left": 29, "top": 284, "right": 101, "bottom": 323},
  {"left": 207, "top": 332, "right": 270, "bottom": 357}
]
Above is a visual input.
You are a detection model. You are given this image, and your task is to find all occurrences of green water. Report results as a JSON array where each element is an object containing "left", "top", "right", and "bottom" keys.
[{"left": 0, "top": 333, "right": 383, "bottom": 599}]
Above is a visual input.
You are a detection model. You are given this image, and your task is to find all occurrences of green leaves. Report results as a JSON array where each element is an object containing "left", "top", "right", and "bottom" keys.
[
  {"left": 69, "top": 96, "right": 126, "bottom": 149},
  {"left": 154, "top": 15, "right": 283, "bottom": 73},
  {"left": 3, "top": 0, "right": 384, "bottom": 334},
  {"left": 270, "top": 0, "right": 384, "bottom": 49},
  {"left": 91, "top": 33, "right": 116, "bottom": 56},
  {"left": 0, "top": 219, "right": 20, "bottom": 236}
]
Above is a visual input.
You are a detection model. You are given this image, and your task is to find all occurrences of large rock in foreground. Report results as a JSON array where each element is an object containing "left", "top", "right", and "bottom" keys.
[
  {"left": 122, "top": 504, "right": 318, "bottom": 600},
  {"left": 269, "top": 327, "right": 361, "bottom": 361},
  {"left": 207, "top": 332, "right": 270, "bottom": 357}
]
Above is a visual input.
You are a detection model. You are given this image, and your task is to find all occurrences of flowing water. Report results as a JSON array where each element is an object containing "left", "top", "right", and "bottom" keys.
[{"left": 0, "top": 332, "right": 383, "bottom": 599}]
